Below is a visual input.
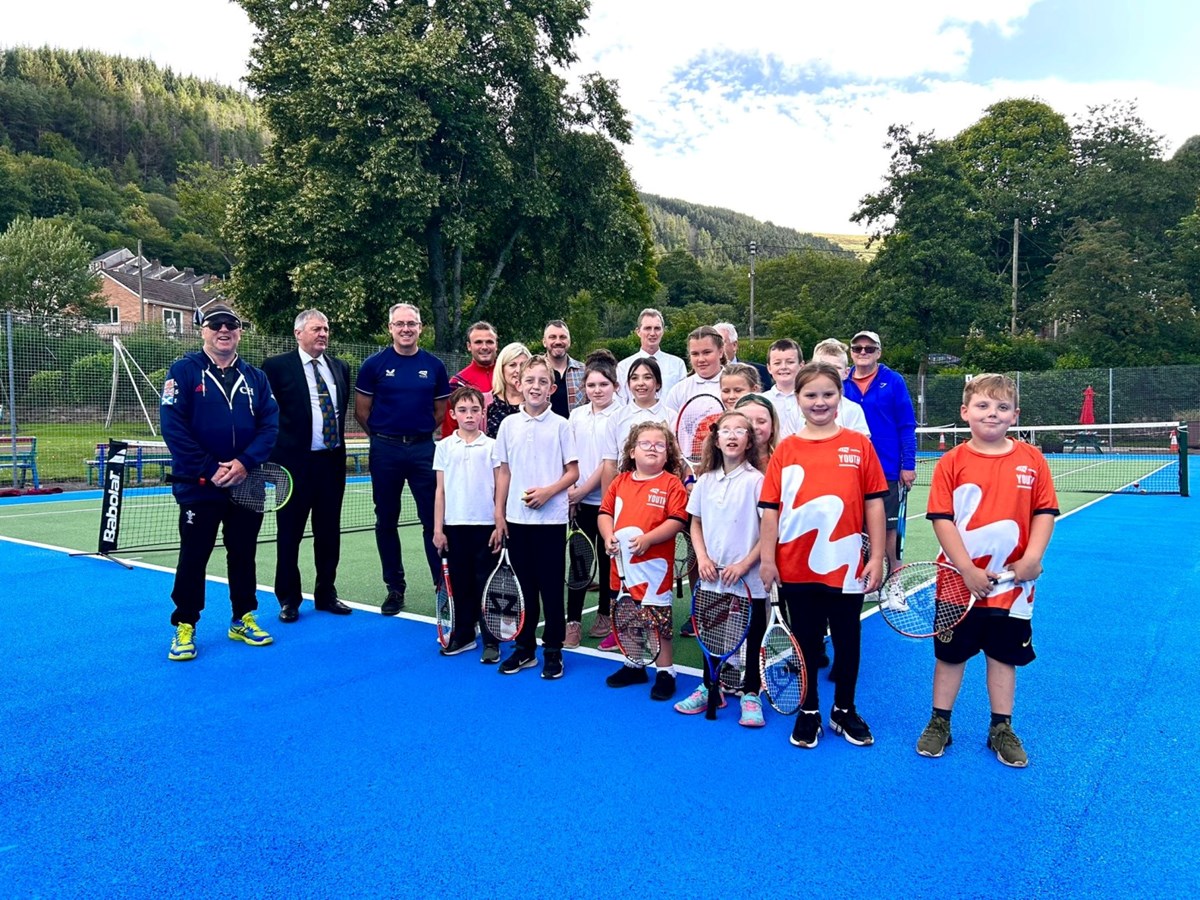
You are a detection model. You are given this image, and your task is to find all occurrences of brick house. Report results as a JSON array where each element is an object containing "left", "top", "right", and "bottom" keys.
[{"left": 90, "top": 248, "right": 240, "bottom": 335}]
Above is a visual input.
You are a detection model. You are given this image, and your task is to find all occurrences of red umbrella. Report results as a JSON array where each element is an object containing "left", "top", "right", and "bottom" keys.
[{"left": 1079, "top": 385, "right": 1095, "bottom": 426}]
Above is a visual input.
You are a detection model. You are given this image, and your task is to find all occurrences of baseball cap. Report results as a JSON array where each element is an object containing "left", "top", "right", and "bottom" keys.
[
  {"left": 199, "top": 304, "right": 242, "bottom": 329},
  {"left": 851, "top": 330, "right": 880, "bottom": 347}
]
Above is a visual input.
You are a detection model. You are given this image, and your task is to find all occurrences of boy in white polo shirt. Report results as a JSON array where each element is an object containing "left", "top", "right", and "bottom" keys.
[
  {"left": 493, "top": 356, "right": 579, "bottom": 679},
  {"left": 763, "top": 338, "right": 803, "bottom": 438},
  {"left": 433, "top": 386, "right": 502, "bottom": 662}
]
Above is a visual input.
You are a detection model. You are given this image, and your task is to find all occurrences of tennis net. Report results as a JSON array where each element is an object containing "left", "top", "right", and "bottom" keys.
[
  {"left": 915, "top": 421, "right": 1189, "bottom": 496},
  {"left": 103, "top": 440, "right": 420, "bottom": 552}
]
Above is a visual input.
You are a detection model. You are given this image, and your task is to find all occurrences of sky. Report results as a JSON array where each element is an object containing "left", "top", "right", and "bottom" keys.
[{"left": 5, "top": 0, "right": 1199, "bottom": 234}]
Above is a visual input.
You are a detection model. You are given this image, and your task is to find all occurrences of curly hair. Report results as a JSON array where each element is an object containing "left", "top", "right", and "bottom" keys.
[
  {"left": 696, "top": 410, "right": 761, "bottom": 476},
  {"left": 618, "top": 420, "right": 682, "bottom": 475}
]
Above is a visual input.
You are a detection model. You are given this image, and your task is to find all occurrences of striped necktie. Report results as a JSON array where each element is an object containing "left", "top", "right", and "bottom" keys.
[{"left": 312, "top": 359, "right": 339, "bottom": 450}]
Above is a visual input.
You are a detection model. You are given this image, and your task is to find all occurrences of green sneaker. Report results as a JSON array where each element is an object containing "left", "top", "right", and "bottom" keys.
[
  {"left": 169, "top": 622, "right": 196, "bottom": 661},
  {"left": 987, "top": 720, "right": 1028, "bottom": 768},
  {"left": 228, "top": 612, "right": 273, "bottom": 647},
  {"left": 916, "top": 714, "right": 952, "bottom": 758}
]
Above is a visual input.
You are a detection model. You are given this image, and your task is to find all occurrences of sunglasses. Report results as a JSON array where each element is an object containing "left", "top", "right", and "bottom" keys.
[
  {"left": 205, "top": 319, "right": 241, "bottom": 331},
  {"left": 850, "top": 345, "right": 879, "bottom": 354}
]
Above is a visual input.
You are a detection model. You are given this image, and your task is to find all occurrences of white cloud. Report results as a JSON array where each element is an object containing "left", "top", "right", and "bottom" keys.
[{"left": 4, "top": 0, "right": 253, "bottom": 89}]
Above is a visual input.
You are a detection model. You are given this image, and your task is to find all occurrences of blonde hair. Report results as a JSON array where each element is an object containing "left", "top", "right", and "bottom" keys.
[
  {"left": 733, "top": 393, "right": 780, "bottom": 463},
  {"left": 962, "top": 373, "right": 1017, "bottom": 405},
  {"left": 618, "top": 421, "right": 683, "bottom": 476},
  {"left": 492, "top": 342, "right": 531, "bottom": 396},
  {"left": 697, "top": 411, "right": 761, "bottom": 476}
]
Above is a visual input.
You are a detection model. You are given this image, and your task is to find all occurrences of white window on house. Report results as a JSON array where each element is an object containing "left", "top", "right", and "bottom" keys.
[
  {"left": 107, "top": 307, "right": 120, "bottom": 325},
  {"left": 163, "top": 309, "right": 183, "bottom": 334}
]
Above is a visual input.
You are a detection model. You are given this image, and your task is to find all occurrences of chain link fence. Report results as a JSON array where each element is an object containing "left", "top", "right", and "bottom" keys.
[
  {"left": 3, "top": 309, "right": 1199, "bottom": 490},
  {"left": 0, "top": 310, "right": 468, "bottom": 489}
]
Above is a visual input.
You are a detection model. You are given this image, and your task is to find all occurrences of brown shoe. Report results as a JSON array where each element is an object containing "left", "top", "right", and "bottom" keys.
[
  {"left": 588, "top": 614, "right": 612, "bottom": 639},
  {"left": 564, "top": 621, "right": 582, "bottom": 649}
]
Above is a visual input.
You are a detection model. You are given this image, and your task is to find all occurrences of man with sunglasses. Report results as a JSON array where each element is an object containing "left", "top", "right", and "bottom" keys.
[
  {"left": 842, "top": 330, "right": 917, "bottom": 569},
  {"left": 161, "top": 303, "right": 279, "bottom": 662}
]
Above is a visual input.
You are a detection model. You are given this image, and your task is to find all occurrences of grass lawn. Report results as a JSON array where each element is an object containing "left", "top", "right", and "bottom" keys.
[{"left": 3, "top": 422, "right": 161, "bottom": 485}]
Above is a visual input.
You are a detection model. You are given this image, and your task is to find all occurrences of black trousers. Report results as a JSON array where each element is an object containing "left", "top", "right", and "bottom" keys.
[
  {"left": 274, "top": 449, "right": 346, "bottom": 606},
  {"left": 370, "top": 436, "right": 439, "bottom": 595},
  {"left": 780, "top": 583, "right": 864, "bottom": 713},
  {"left": 171, "top": 498, "right": 264, "bottom": 626},
  {"left": 566, "top": 502, "right": 611, "bottom": 621},
  {"left": 507, "top": 522, "right": 566, "bottom": 653},
  {"left": 444, "top": 523, "right": 499, "bottom": 646}
]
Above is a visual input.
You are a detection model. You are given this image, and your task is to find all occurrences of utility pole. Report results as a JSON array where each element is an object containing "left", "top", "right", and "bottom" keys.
[
  {"left": 1011, "top": 218, "right": 1019, "bottom": 335},
  {"left": 748, "top": 240, "right": 757, "bottom": 340}
]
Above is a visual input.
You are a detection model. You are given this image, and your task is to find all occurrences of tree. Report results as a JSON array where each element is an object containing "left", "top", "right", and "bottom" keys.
[
  {"left": 229, "top": 0, "right": 654, "bottom": 347},
  {"left": 852, "top": 126, "right": 1005, "bottom": 365},
  {"left": 1046, "top": 218, "right": 1197, "bottom": 365},
  {"left": 0, "top": 217, "right": 104, "bottom": 317}
]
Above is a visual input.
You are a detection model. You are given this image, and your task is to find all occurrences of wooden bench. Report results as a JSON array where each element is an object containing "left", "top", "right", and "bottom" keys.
[
  {"left": 0, "top": 435, "right": 39, "bottom": 488},
  {"left": 86, "top": 442, "right": 174, "bottom": 485}
]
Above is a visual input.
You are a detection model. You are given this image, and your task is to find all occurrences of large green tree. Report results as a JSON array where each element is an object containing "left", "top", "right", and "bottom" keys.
[
  {"left": 0, "top": 217, "right": 103, "bottom": 317},
  {"left": 229, "top": 0, "right": 656, "bottom": 347},
  {"left": 852, "top": 126, "right": 1005, "bottom": 366}
]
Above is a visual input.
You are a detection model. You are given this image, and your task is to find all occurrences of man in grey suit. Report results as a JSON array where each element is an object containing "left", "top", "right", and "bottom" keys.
[{"left": 262, "top": 309, "right": 352, "bottom": 622}]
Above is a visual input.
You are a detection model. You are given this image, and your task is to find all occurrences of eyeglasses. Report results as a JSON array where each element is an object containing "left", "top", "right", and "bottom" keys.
[
  {"left": 636, "top": 440, "right": 668, "bottom": 452},
  {"left": 205, "top": 320, "right": 240, "bottom": 331},
  {"left": 391, "top": 320, "right": 421, "bottom": 329},
  {"left": 718, "top": 427, "right": 749, "bottom": 438},
  {"left": 850, "top": 345, "right": 879, "bottom": 354}
]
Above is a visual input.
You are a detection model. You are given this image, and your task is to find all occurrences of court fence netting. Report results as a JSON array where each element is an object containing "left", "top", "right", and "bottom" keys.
[{"left": 915, "top": 421, "right": 1189, "bottom": 496}]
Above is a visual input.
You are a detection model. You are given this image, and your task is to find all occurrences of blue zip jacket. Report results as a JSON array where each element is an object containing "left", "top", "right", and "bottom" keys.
[
  {"left": 842, "top": 362, "right": 917, "bottom": 480},
  {"left": 160, "top": 350, "right": 279, "bottom": 504}
]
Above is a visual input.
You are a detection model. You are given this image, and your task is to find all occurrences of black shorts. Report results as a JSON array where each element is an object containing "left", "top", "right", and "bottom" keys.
[
  {"left": 883, "top": 481, "right": 901, "bottom": 531},
  {"left": 933, "top": 607, "right": 1036, "bottom": 667}
]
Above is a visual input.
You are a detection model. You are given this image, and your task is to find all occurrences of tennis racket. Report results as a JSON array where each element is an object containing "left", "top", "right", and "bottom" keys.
[
  {"left": 610, "top": 549, "right": 661, "bottom": 667},
  {"left": 895, "top": 484, "right": 910, "bottom": 561},
  {"left": 760, "top": 585, "right": 805, "bottom": 715},
  {"left": 674, "top": 392, "right": 724, "bottom": 467},
  {"left": 861, "top": 531, "right": 891, "bottom": 606},
  {"left": 565, "top": 516, "right": 598, "bottom": 590},
  {"left": 691, "top": 571, "right": 753, "bottom": 719},
  {"left": 673, "top": 530, "right": 695, "bottom": 598},
  {"left": 435, "top": 549, "right": 453, "bottom": 649},
  {"left": 719, "top": 655, "right": 745, "bottom": 696},
  {"left": 167, "top": 462, "right": 292, "bottom": 513},
  {"left": 878, "top": 562, "right": 1016, "bottom": 641},
  {"left": 482, "top": 535, "right": 525, "bottom": 642}
]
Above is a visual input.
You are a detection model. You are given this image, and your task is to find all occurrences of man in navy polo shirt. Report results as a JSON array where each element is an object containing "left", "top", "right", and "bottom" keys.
[{"left": 355, "top": 303, "right": 451, "bottom": 614}]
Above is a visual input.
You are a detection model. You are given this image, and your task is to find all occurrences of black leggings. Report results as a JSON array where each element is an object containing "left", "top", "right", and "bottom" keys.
[
  {"left": 779, "top": 583, "right": 864, "bottom": 713},
  {"left": 507, "top": 522, "right": 567, "bottom": 653}
]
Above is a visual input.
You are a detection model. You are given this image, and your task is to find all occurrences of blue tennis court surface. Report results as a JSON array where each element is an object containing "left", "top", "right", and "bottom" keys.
[{"left": 2, "top": 478, "right": 1199, "bottom": 896}]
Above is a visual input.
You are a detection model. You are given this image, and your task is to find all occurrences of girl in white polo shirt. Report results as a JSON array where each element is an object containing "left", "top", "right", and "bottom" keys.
[{"left": 674, "top": 410, "right": 768, "bottom": 727}]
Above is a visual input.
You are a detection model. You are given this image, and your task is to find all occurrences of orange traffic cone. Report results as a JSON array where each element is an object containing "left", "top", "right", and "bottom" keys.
[
  {"left": 1170, "top": 429, "right": 1178, "bottom": 450},
  {"left": 938, "top": 433, "right": 946, "bottom": 451}
]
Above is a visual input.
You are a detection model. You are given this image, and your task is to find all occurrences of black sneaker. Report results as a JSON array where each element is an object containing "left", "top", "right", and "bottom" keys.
[
  {"left": 439, "top": 636, "right": 477, "bottom": 657},
  {"left": 381, "top": 591, "right": 405, "bottom": 616},
  {"left": 606, "top": 664, "right": 650, "bottom": 688},
  {"left": 789, "top": 710, "right": 823, "bottom": 748},
  {"left": 541, "top": 650, "right": 564, "bottom": 680},
  {"left": 649, "top": 671, "right": 676, "bottom": 701},
  {"left": 480, "top": 643, "right": 500, "bottom": 665},
  {"left": 679, "top": 618, "right": 696, "bottom": 638},
  {"left": 499, "top": 648, "right": 537, "bottom": 675},
  {"left": 829, "top": 706, "right": 875, "bottom": 746}
]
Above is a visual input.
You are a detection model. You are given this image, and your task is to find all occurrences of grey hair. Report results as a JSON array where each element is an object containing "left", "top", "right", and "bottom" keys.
[{"left": 294, "top": 309, "right": 328, "bottom": 331}]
